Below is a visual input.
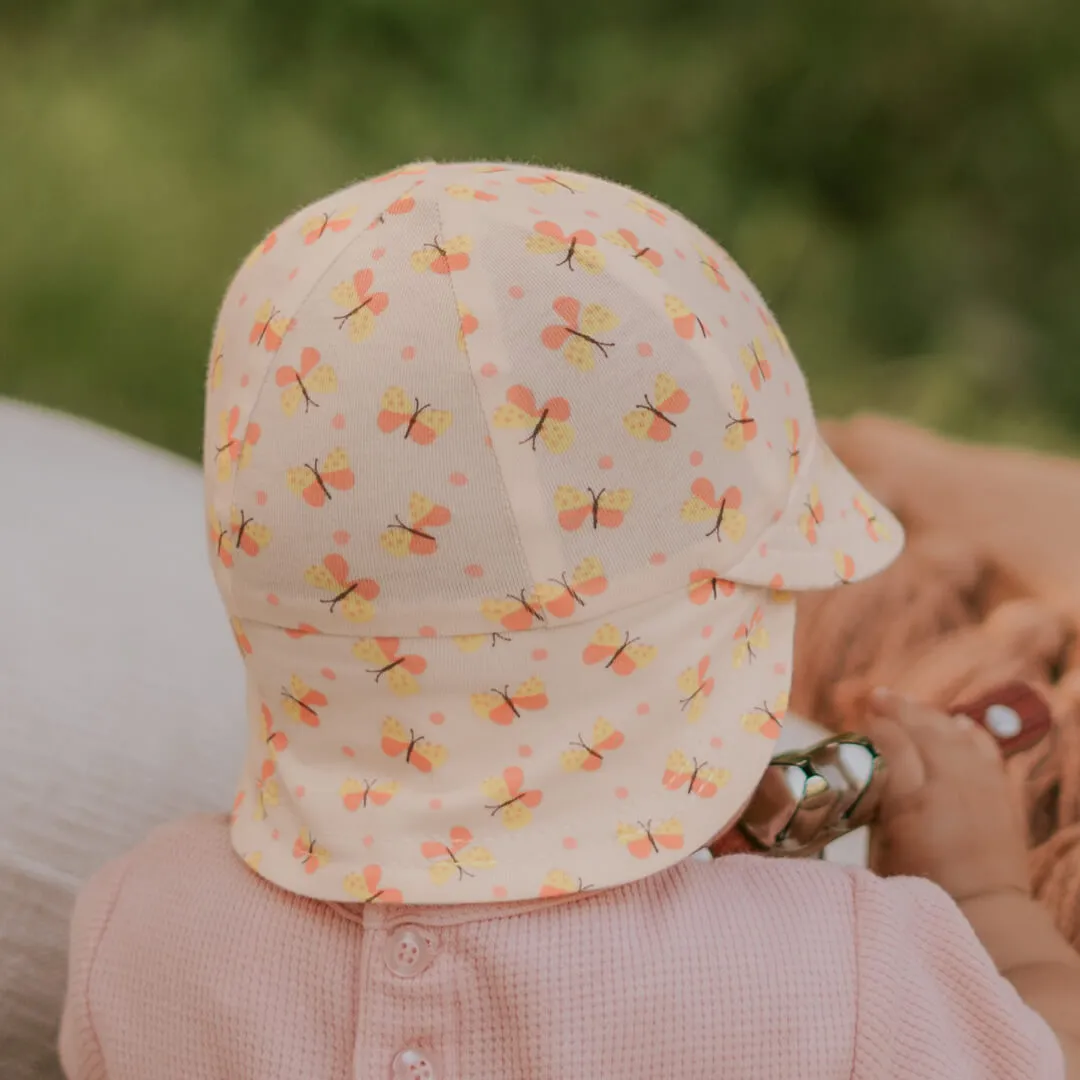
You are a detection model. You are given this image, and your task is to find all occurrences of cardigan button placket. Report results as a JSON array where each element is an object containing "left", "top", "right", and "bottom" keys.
[
  {"left": 391, "top": 1046, "right": 442, "bottom": 1079},
  {"left": 383, "top": 924, "right": 437, "bottom": 978}
]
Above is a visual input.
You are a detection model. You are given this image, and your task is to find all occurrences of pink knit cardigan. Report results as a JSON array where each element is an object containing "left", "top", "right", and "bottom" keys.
[{"left": 59, "top": 815, "right": 1063, "bottom": 1079}]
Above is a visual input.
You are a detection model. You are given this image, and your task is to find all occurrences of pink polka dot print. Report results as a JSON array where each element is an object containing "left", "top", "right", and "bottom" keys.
[
  {"left": 584, "top": 209, "right": 600, "bottom": 218},
  {"left": 518, "top": 745, "right": 533, "bottom": 758},
  {"left": 774, "top": 662, "right": 788, "bottom": 676},
  {"left": 240, "top": 374, "right": 250, "bottom": 388},
  {"left": 493, "top": 885, "right": 509, "bottom": 899},
  {"left": 598, "top": 455, "right": 614, "bottom": 470},
  {"left": 615, "top": 787, "right": 629, "bottom": 800},
  {"left": 372, "top": 247, "right": 386, "bottom": 260},
  {"left": 675, "top": 249, "right": 686, "bottom": 260},
  {"left": 562, "top": 837, "right": 577, "bottom": 850},
  {"left": 429, "top": 711, "right": 445, "bottom": 725},
  {"left": 701, "top": 625, "right": 713, "bottom": 639},
  {"left": 531, "top": 648, "right": 548, "bottom": 662},
  {"left": 649, "top": 552, "right": 666, "bottom": 566},
  {"left": 333, "top": 529, "right": 350, "bottom": 546},
  {"left": 785, "top": 381, "right": 792, "bottom": 396},
  {"left": 363, "top": 835, "right": 375, "bottom": 847},
  {"left": 267, "top": 594, "right": 280, "bottom": 607},
  {"left": 288, "top": 267, "right": 299, "bottom": 281},
  {"left": 449, "top": 472, "right": 468, "bottom": 486},
  {"left": 320, "top": 667, "right": 336, "bottom": 681},
  {"left": 295, "top": 785, "right": 305, "bottom": 798},
  {"left": 419, "top": 626, "right": 437, "bottom": 638},
  {"left": 255, "top": 490, "right": 268, "bottom": 507},
  {"left": 271, "top": 828, "right": 280, "bottom": 840},
  {"left": 480, "top": 362, "right": 498, "bottom": 377},
  {"left": 710, "top": 736, "right": 724, "bottom": 749},
  {"left": 331, "top": 413, "right": 346, "bottom": 430},
  {"left": 465, "top": 564, "right": 484, "bottom": 578},
  {"left": 509, "top": 285, "right": 525, "bottom": 299},
  {"left": 637, "top": 342, "right": 653, "bottom": 358},
  {"left": 238, "top": 293, "right": 247, "bottom": 307},
  {"left": 720, "top": 315, "right": 729, "bottom": 328},
  {"left": 342, "top": 746, "right": 356, "bottom": 758},
  {"left": 740, "top": 290, "right": 750, "bottom": 303},
  {"left": 401, "top": 345, "right": 416, "bottom": 361},
  {"left": 758, "top": 543, "right": 768, "bottom": 557},
  {"left": 636, "top": 702, "right": 650, "bottom": 716},
  {"left": 428, "top": 799, "right": 442, "bottom": 811},
  {"left": 689, "top": 450, "right": 704, "bottom": 467}
]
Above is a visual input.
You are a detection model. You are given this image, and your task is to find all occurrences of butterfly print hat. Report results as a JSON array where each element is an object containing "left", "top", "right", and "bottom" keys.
[{"left": 206, "top": 161, "right": 903, "bottom": 903}]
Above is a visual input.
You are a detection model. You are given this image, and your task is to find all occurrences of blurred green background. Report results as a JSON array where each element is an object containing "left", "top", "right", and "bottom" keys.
[{"left": 2, "top": 0, "right": 1079, "bottom": 458}]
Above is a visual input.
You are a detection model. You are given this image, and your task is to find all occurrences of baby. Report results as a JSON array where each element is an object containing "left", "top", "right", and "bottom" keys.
[{"left": 60, "top": 161, "right": 1080, "bottom": 1078}]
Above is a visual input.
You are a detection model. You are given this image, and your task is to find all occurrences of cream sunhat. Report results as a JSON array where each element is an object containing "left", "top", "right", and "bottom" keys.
[{"left": 205, "top": 160, "right": 903, "bottom": 904}]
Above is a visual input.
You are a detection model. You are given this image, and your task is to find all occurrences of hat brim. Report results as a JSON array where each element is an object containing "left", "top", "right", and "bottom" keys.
[{"left": 724, "top": 435, "right": 905, "bottom": 591}]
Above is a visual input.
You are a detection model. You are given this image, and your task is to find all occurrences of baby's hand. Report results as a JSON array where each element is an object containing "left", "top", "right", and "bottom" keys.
[{"left": 862, "top": 688, "right": 1031, "bottom": 905}]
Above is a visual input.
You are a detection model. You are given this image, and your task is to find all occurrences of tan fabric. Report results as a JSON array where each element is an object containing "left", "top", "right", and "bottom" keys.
[
  {"left": 794, "top": 414, "right": 1080, "bottom": 949},
  {"left": 205, "top": 161, "right": 903, "bottom": 904}
]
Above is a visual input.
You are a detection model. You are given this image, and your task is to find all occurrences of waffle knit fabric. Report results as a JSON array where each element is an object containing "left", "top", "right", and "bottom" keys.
[{"left": 59, "top": 815, "right": 1063, "bottom": 1079}]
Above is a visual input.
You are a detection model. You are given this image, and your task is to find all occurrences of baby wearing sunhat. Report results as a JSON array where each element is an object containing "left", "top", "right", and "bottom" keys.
[{"left": 59, "top": 162, "right": 1076, "bottom": 1079}]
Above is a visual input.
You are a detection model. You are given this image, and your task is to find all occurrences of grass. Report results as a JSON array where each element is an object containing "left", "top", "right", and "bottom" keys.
[{"left": 2, "top": 2, "right": 1079, "bottom": 457}]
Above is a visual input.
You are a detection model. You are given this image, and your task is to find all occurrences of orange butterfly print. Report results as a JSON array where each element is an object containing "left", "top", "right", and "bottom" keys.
[
  {"left": 681, "top": 480, "right": 748, "bottom": 543},
  {"left": 664, "top": 295, "right": 709, "bottom": 340},
  {"left": 723, "top": 384, "right": 757, "bottom": 451},
  {"left": 261, "top": 703, "right": 289, "bottom": 757},
  {"left": 533, "top": 556, "right": 608, "bottom": 618},
  {"left": 231, "top": 616, "right": 253, "bottom": 656},
  {"left": 214, "top": 406, "right": 260, "bottom": 482},
  {"left": 229, "top": 506, "right": 271, "bottom": 557},
  {"left": 343, "top": 864, "right": 404, "bottom": 904},
  {"left": 304, "top": 554, "right": 380, "bottom": 622},
  {"left": 381, "top": 717, "right": 448, "bottom": 773},
  {"left": 527, "top": 221, "right": 605, "bottom": 272},
  {"left": 603, "top": 228, "right": 663, "bottom": 273},
  {"left": 741, "top": 692, "right": 789, "bottom": 739},
  {"left": 253, "top": 758, "right": 279, "bottom": 821},
  {"left": 352, "top": 637, "right": 426, "bottom": 696},
  {"left": 281, "top": 675, "right": 328, "bottom": 727},
  {"left": 301, "top": 206, "right": 356, "bottom": 244},
  {"left": 677, "top": 656, "right": 715, "bottom": 723},
  {"left": 493, "top": 385, "right": 575, "bottom": 453},
  {"left": 798, "top": 485, "right": 824, "bottom": 544},
  {"left": 380, "top": 493, "right": 451, "bottom": 556},
  {"left": 365, "top": 195, "right": 416, "bottom": 229},
  {"left": 275, "top": 346, "right": 337, "bottom": 415},
  {"left": 554, "top": 485, "right": 632, "bottom": 531},
  {"left": 560, "top": 717, "right": 624, "bottom": 772},
  {"left": 293, "top": 828, "right": 329, "bottom": 874},
  {"left": 422, "top": 826, "right": 496, "bottom": 885},
  {"left": 446, "top": 184, "right": 498, "bottom": 203},
  {"left": 285, "top": 623, "right": 320, "bottom": 639},
  {"left": 286, "top": 448, "right": 355, "bottom": 508},
  {"left": 482, "top": 767, "right": 543, "bottom": 829},
  {"left": 687, "top": 568, "right": 736, "bottom": 605},
  {"left": 732, "top": 608, "right": 769, "bottom": 668},
  {"left": 249, "top": 300, "right": 296, "bottom": 352},
  {"left": 457, "top": 302, "right": 479, "bottom": 351},
  {"left": 623, "top": 373, "right": 690, "bottom": 441},
  {"left": 377, "top": 387, "right": 453, "bottom": 445},
  {"left": 835, "top": 550, "right": 856, "bottom": 583},
  {"left": 340, "top": 777, "right": 399, "bottom": 811},
  {"left": 627, "top": 197, "right": 667, "bottom": 225},
  {"left": 662, "top": 750, "right": 730, "bottom": 798},
  {"left": 480, "top": 589, "right": 546, "bottom": 632},
  {"left": 515, "top": 172, "right": 585, "bottom": 195},
  {"left": 208, "top": 509, "right": 234, "bottom": 569},
  {"left": 582, "top": 624, "right": 657, "bottom": 675},
  {"left": 617, "top": 818, "right": 684, "bottom": 859},
  {"left": 471, "top": 677, "right": 548, "bottom": 725},
  {"left": 699, "top": 251, "right": 730, "bottom": 290},
  {"left": 854, "top": 495, "right": 890, "bottom": 542},
  {"left": 541, "top": 296, "right": 619, "bottom": 372},
  {"left": 539, "top": 870, "right": 591, "bottom": 897},
  {"left": 740, "top": 338, "right": 772, "bottom": 391},
  {"left": 411, "top": 234, "right": 472, "bottom": 274},
  {"left": 243, "top": 230, "right": 277, "bottom": 266},
  {"left": 786, "top": 419, "right": 801, "bottom": 479},
  {"left": 330, "top": 269, "right": 389, "bottom": 343}
]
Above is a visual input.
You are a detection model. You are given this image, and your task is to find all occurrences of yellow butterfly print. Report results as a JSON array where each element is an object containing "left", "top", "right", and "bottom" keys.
[
  {"left": 422, "top": 827, "right": 496, "bottom": 885},
  {"left": 741, "top": 693, "right": 789, "bottom": 739},
  {"left": 541, "top": 296, "right": 619, "bottom": 372},
  {"left": 481, "top": 766, "right": 543, "bottom": 830},
  {"left": 352, "top": 637, "right": 426, "bottom": 696},
  {"left": 560, "top": 717, "right": 625, "bottom": 773},
  {"left": 492, "top": 385, "right": 575, "bottom": 453},
  {"left": 680, "top": 480, "right": 748, "bottom": 543},
  {"left": 676, "top": 656, "right": 714, "bottom": 723},
  {"left": 732, "top": 608, "right": 769, "bottom": 668},
  {"left": 329, "top": 269, "right": 389, "bottom": 343},
  {"left": 280, "top": 675, "right": 328, "bottom": 726},
  {"left": 410, "top": 234, "right": 473, "bottom": 274}
]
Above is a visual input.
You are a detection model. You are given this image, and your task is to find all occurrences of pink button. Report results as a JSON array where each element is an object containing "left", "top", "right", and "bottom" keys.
[
  {"left": 392, "top": 1047, "right": 441, "bottom": 1079},
  {"left": 383, "top": 925, "right": 436, "bottom": 978}
]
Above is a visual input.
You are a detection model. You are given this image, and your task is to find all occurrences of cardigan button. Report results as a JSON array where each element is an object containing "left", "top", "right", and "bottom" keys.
[
  {"left": 384, "top": 925, "right": 436, "bottom": 978},
  {"left": 391, "top": 1047, "right": 441, "bottom": 1079}
]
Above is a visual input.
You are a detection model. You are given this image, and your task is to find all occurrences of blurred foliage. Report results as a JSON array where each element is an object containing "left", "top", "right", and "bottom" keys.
[{"left": 1, "top": 0, "right": 1078, "bottom": 457}]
